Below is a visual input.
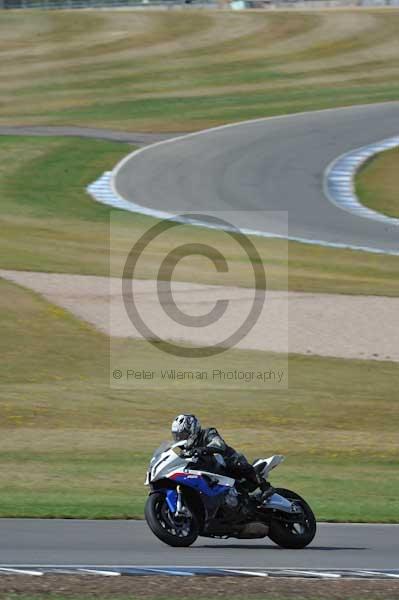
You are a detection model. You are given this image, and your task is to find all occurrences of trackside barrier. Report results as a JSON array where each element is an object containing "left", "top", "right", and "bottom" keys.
[
  {"left": 2, "top": 0, "right": 399, "bottom": 8},
  {"left": 2, "top": 0, "right": 216, "bottom": 8}
]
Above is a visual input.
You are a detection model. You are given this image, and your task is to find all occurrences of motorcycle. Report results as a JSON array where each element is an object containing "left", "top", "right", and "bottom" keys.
[{"left": 144, "top": 440, "right": 316, "bottom": 549}]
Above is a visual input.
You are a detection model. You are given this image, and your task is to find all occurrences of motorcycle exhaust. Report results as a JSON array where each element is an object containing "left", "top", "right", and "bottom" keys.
[{"left": 236, "top": 522, "right": 269, "bottom": 539}]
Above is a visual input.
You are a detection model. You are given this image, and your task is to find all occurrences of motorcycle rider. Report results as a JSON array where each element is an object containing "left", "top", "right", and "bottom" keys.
[{"left": 171, "top": 414, "right": 274, "bottom": 498}]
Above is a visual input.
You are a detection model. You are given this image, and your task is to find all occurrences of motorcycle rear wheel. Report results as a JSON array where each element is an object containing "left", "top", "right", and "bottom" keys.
[
  {"left": 145, "top": 492, "right": 199, "bottom": 547},
  {"left": 268, "top": 488, "right": 316, "bottom": 549}
]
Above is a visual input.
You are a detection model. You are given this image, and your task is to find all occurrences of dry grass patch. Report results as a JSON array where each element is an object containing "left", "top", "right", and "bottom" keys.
[
  {"left": 356, "top": 146, "right": 399, "bottom": 219},
  {"left": 1, "top": 10, "right": 399, "bottom": 130}
]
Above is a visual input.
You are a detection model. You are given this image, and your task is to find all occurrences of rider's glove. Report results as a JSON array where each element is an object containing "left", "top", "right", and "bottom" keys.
[
  {"left": 181, "top": 450, "right": 193, "bottom": 458},
  {"left": 182, "top": 447, "right": 213, "bottom": 459},
  {"left": 196, "top": 447, "right": 213, "bottom": 457}
]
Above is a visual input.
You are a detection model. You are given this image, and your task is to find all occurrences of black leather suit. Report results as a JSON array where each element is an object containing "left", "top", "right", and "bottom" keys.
[{"left": 186, "top": 427, "right": 259, "bottom": 488}]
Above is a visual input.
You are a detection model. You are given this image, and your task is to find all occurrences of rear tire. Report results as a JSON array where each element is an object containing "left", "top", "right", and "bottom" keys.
[
  {"left": 145, "top": 492, "right": 199, "bottom": 547},
  {"left": 268, "top": 488, "right": 316, "bottom": 549}
]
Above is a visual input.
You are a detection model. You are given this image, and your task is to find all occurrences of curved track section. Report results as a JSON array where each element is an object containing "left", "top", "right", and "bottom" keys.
[
  {"left": 113, "top": 102, "right": 399, "bottom": 255},
  {"left": 1, "top": 520, "right": 399, "bottom": 571}
]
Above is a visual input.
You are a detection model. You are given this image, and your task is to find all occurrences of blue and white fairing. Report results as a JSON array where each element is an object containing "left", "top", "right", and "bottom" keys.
[{"left": 145, "top": 440, "right": 235, "bottom": 513}]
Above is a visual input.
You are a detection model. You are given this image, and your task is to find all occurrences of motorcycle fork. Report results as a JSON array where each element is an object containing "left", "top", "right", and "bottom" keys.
[{"left": 175, "top": 485, "right": 191, "bottom": 518}]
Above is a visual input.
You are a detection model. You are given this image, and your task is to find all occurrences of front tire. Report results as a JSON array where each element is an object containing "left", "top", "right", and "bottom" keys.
[
  {"left": 145, "top": 492, "right": 199, "bottom": 547},
  {"left": 268, "top": 488, "right": 316, "bottom": 549}
]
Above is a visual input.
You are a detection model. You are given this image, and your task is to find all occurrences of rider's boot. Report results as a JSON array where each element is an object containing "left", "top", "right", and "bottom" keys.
[{"left": 257, "top": 476, "right": 275, "bottom": 501}]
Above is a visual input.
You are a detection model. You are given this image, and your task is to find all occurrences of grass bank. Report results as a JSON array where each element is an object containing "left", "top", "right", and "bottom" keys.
[
  {"left": 1, "top": 135, "right": 399, "bottom": 296},
  {"left": 1, "top": 10, "right": 399, "bottom": 131},
  {"left": 1, "top": 277, "right": 398, "bottom": 521},
  {"left": 356, "top": 146, "right": 399, "bottom": 218}
]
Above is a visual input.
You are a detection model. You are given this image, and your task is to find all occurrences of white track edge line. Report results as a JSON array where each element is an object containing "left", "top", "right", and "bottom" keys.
[
  {"left": 78, "top": 569, "right": 120, "bottom": 576},
  {"left": 0, "top": 568, "right": 43, "bottom": 576},
  {"left": 88, "top": 171, "right": 399, "bottom": 256}
]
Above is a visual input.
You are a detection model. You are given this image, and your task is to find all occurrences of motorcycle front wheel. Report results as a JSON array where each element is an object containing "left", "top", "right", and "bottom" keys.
[
  {"left": 145, "top": 492, "right": 199, "bottom": 547},
  {"left": 268, "top": 487, "right": 316, "bottom": 549}
]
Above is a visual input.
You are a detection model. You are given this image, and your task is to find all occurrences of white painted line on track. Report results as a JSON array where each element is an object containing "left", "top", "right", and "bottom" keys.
[
  {"left": 281, "top": 570, "right": 341, "bottom": 578},
  {"left": 352, "top": 570, "right": 399, "bottom": 579},
  {"left": 145, "top": 568, "right": 195, "bottom": 576},
  {"left": 78, "top": 569, "right": 120, "bottom": 576},
  {"left": 0, "top": 568, "right": 43, "bottom": 576},
  {"left": 223, "top": 569, "right": 269, "bottom": 577}
]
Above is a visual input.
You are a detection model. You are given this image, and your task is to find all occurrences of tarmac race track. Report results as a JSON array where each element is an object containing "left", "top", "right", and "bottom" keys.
[
  {"left": 1, "top": 520, "right": 399, "bottom": 570},
  {"left": 114, "top": 102, "right": 399, "bottom": 254}
]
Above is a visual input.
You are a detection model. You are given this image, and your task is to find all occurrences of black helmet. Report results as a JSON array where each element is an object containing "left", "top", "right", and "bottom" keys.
[{"left": 171, "top": 414, "right": 201, "bottom": 443}]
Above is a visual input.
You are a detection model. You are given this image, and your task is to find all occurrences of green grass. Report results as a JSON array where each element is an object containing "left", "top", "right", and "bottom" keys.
[
  {"left": 356, "top": 147, "right": 399, "bottom": 218},
  {"left": 1, "top": 277, "right": 398, "bottom": 521},
  {"left": 0, "top": 136, "right": 122, "bottom": 221},
  {"left": 1, "top": 10, "right": 399, "bottom": 131},
  {"left": 1, "top": 135, "right": 399, "bottom": 296}
]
